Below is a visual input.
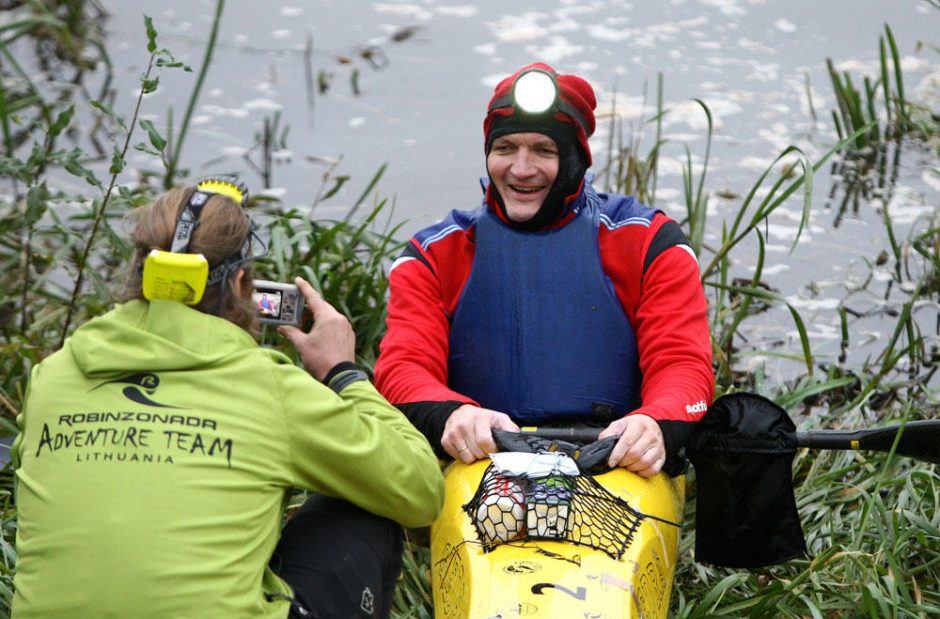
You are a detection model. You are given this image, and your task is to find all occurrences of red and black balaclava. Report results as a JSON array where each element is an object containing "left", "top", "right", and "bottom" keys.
[{"left": 483, "top": 62, "right": 597, "bottom": 230}]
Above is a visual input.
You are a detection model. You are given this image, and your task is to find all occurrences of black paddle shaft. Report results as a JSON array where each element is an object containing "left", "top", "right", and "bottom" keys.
[
  {"left": 525, "top": 427, "right": 602, "bottom": 443},
  {"left": 796, "top": 420, "right": 940, "bottom": 465},
  {"left": 524, "top": 412, "right": 940, "bottom": 465}
]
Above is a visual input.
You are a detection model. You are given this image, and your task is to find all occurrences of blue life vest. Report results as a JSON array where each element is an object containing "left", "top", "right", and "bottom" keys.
[{"left": 447, "top": 202, "right": 642, "bottom": 423}]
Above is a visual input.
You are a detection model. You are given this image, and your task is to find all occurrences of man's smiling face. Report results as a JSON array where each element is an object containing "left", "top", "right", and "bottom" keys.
[{"left": 486, "top": 132, "right": 560, "bottom": 223}]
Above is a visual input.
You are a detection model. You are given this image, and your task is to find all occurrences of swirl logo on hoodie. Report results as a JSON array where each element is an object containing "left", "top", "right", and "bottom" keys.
[{"left": 93, "top": 372, "right": 180, "bottom": 408}]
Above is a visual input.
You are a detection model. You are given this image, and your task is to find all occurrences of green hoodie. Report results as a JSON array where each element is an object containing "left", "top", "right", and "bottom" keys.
[{"left": 12, "top": 300, "right": 444, "bottom": 618}]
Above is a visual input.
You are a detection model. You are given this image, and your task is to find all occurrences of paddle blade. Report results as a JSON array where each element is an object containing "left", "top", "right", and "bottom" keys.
[{"left": 796, "top": 420, "right": 940, "bottom": 465}]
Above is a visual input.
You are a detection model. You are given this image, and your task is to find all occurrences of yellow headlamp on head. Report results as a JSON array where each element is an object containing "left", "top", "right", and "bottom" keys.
[
  {"left": 140, "top": 176, "right": 252, "bottom": 306},
  {"left": 142, "top": 250, "right": 209, "bottom": 305},
  {"left": 195, "top": 178, "right": 247, "bottom": 206}
]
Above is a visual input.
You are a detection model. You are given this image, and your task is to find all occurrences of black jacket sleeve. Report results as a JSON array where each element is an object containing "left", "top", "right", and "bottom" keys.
[{"left": 397, "top": 401, "right": 464, "bottom": 460}]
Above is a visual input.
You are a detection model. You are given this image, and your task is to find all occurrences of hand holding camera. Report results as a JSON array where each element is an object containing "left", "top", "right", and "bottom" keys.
[{"left": 277, "top": 277, "right": 356, "bottom": 382}]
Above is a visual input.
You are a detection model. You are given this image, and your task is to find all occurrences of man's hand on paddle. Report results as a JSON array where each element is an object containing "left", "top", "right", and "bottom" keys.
[
  {"left": 442, "top": 404, "right": 520, "bottom": 463},
  {"left": 279, "top": 277, "right": 355, "bottom": 382},
  {"left": 599, "top": 413, "right": 666, "bottom": 478}
]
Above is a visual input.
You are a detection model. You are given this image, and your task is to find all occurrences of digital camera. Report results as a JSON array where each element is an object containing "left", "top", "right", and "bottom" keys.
[{"left": 252, "top": 280, "right": 305, "bottom": 326}]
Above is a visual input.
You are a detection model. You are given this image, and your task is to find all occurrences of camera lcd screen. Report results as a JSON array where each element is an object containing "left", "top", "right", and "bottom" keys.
[
  {"left": 253, "top": 289, "right": 283, "bottom": 319},
  {"left": 251, "top": 280, "right": 305, "bottom": 326}
]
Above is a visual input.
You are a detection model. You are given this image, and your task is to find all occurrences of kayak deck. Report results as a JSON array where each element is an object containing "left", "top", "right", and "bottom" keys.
[{"left": 430, "top": 460, "right": 685, "bottom": 618}]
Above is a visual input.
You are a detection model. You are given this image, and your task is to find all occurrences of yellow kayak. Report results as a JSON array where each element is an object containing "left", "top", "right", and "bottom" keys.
[{"left": 430, "top": 459, "right": 684, "bottom": 619}]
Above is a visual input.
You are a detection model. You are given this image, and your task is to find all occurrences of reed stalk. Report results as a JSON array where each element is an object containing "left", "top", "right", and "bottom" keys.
[
  {"left": 682, "top": 98, "right": 711, "bottom": 256},
  {"left": 163, "top": 0, "right": 224, "bottom": 187},
  {"left": 58, "top": 20, "right": 159, "bottom": 345}
]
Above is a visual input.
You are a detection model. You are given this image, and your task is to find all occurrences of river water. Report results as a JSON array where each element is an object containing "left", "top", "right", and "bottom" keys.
[{"left": 30, "top": 1, "right": 940, "bottom": 383}]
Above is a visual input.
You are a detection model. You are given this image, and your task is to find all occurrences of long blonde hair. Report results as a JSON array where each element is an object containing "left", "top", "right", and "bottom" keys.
[{"left": 123, "top": 186, "right": 260, "bottom": 336}]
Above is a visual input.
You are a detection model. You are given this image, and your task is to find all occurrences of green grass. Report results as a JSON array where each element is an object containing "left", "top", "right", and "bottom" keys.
[{"left": 1, "top": 4, "right": 939, "bottom": 619}]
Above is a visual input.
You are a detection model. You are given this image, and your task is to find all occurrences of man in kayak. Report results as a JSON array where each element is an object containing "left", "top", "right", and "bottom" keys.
[
  {"left": 12, "top": 179, "right": 444, "bottom": 618},
  {"left": 374, "top": 63, "right": 713, "bottom": 478}
]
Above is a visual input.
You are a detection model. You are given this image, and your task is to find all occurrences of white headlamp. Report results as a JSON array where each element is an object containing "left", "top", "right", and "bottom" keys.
[
  {"left": 512, "top": 70, "right": 558, "bottom": 114},
  {"left": 489, "top": 68, "right": 590, "bottom": 137}
]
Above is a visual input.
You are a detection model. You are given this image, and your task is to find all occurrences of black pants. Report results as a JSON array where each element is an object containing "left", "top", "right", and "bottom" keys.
[{"left": 269, "top": 494, "right": 404, "bottom": 619}]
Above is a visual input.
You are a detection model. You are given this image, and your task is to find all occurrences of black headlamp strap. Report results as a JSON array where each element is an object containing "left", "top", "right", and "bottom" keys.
[
  {"left": 170, "top": 190, "right": 212, "bottom": 254},
  {"left": 490, "top": 95, "right": 587, "bottom": 142},
  {"left": 553, "top": 100, "right": 589, "bottom": 138},
  {"left": 205, "top": 225, "right": 258, "bottom": 286}
]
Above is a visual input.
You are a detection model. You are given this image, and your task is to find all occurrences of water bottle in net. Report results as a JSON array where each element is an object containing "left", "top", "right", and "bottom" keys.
[
  {"left": 525, "top": 474, "right": 575, "bottom": 539},
  {"left": 472, "top": 468, "right": 526, "bottom": 545}
]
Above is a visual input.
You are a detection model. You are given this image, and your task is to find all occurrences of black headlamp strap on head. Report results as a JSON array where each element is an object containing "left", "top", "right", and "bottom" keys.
[
  {"left": 171, "top": 176, "right": 256, "bottom": 288},
  {"left": 205, "top": 227, "right": 259, "bottom": 286},
  {"left": 171, "top": 189, "right": 211, "bottom": 254},
  {"left": 171, "top": 176, "right": 249, "bottom": 250},
  {"left": 171, "top": 177, "right": 249, "bottom": 253}
]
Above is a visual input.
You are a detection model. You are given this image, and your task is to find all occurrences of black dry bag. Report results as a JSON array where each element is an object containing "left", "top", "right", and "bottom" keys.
[{"left": 686, "top": 392, "right": 807, "bottom": 568}]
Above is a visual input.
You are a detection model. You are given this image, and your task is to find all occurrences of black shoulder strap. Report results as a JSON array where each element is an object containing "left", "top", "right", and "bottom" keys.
[{"left": 642, "top": 220, "right": 690, "bottom": 275}]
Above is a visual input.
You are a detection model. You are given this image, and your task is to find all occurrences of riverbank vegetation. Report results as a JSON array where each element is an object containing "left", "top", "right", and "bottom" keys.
[{"left": 1, "top": 3, "right": 938, "bottom": 618}]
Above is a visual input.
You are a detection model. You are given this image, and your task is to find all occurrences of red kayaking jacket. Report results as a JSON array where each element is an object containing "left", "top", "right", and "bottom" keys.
[{"left": 375, "top": 181, "right": 714, "bottom": 473}]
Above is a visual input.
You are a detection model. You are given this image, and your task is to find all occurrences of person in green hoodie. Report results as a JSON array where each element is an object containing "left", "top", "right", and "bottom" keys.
[{"left": 11, "top": 179, "right": 445, "bottom": 619}]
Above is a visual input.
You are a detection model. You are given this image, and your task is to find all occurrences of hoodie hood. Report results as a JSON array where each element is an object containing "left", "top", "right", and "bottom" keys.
[{"left": 69, "top": 300, "right": 257, "bottom": 378}]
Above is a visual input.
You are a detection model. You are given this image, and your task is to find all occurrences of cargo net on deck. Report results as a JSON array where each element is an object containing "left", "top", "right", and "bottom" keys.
[{"left": 463, "top": 463, "right": 646, "bottom": 560}]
